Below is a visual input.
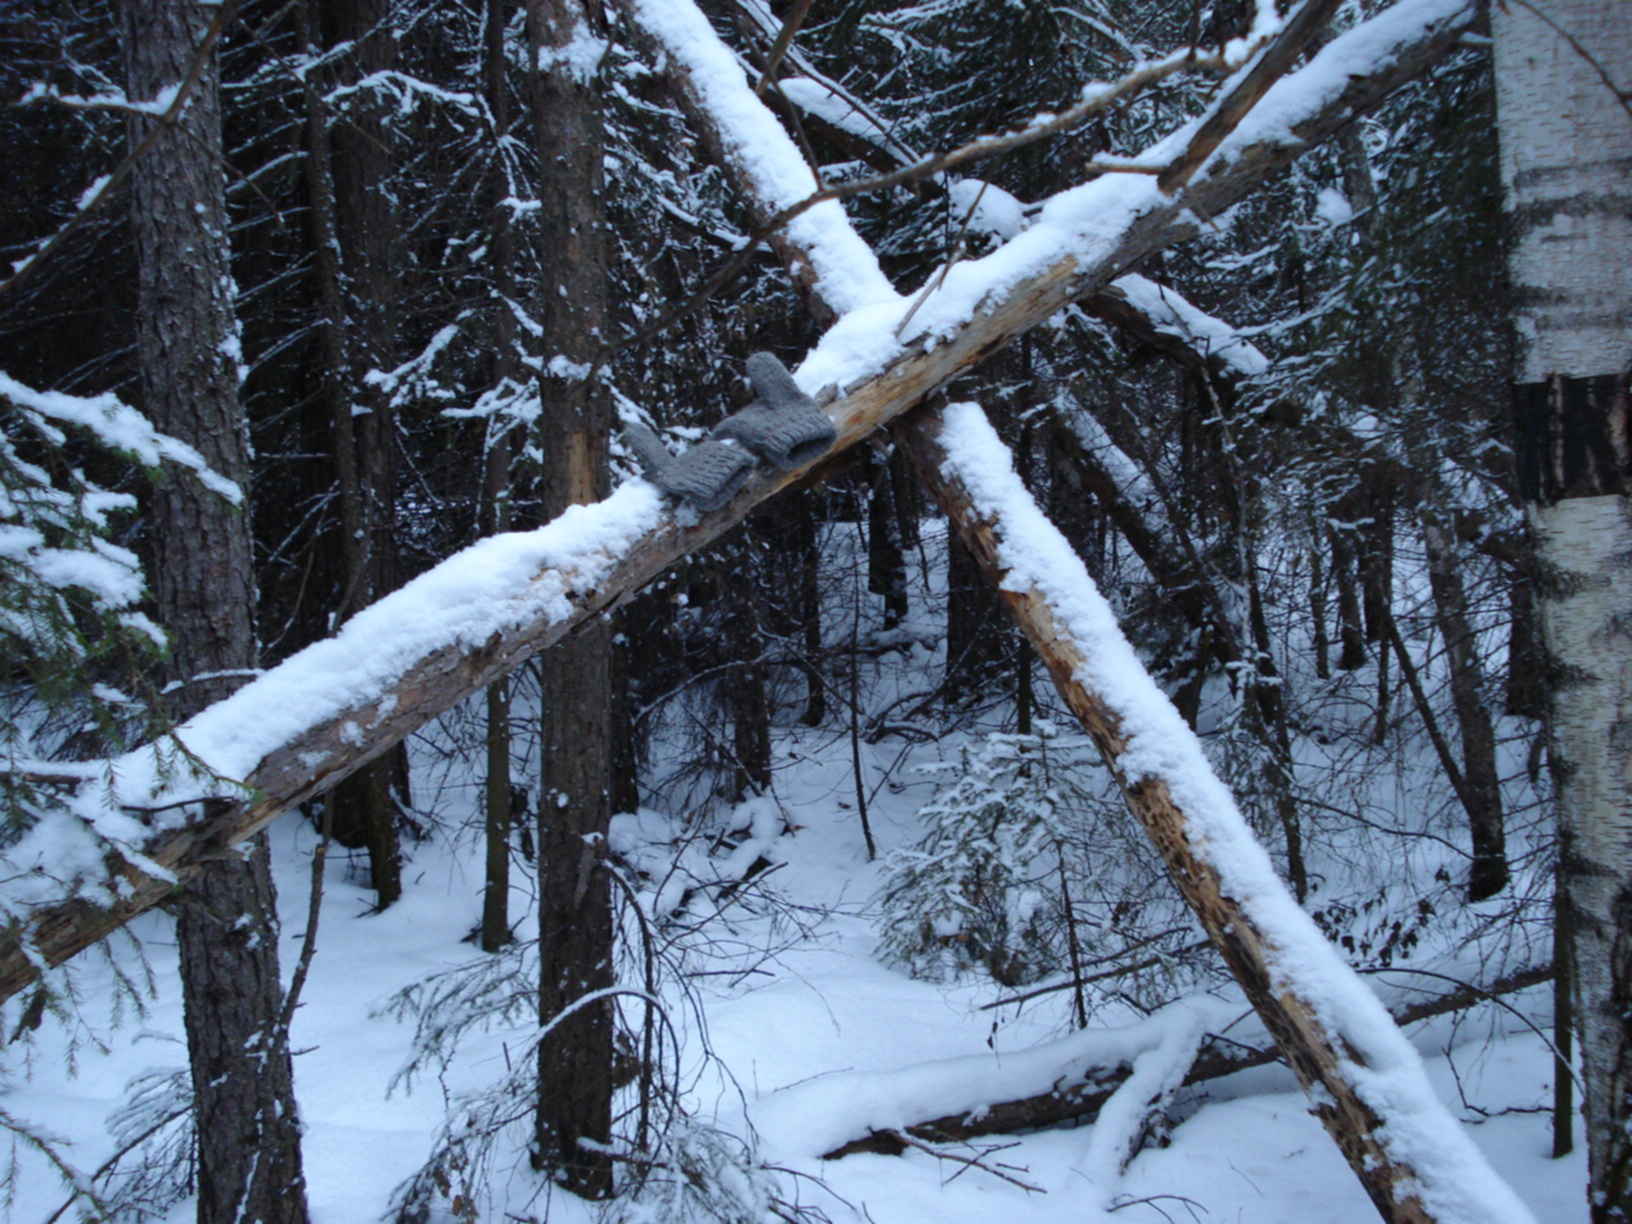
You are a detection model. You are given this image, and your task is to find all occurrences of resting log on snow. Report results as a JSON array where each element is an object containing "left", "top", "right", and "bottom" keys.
[{"left": 823, "top": 963, "right": 1553, "bottom": 1158}]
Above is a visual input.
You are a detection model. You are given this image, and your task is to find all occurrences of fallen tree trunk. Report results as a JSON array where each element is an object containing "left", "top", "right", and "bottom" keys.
[
  {"left": 641, "top": 4, "right": 1530, "bottom": 1214},
  {"left": 823, "top": 963, "right": 1553, "bottom": 1158},
  {"left": 0, "top": 0, "right": 1477, "bottom": 1010},
  {"left": 894, "top": 400, "right": 1533, "bottom": 1221}
]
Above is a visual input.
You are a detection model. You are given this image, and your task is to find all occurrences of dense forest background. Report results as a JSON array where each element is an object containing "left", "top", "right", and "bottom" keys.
[{"left": 0, "top": 0, "right": 1622, "bottom": 1221}]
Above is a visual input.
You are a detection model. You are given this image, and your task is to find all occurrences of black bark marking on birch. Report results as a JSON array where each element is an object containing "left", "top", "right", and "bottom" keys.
[
  {"left": 1513, "top": 153, "right": 1632, "bottom": 190},
  {"left": 1514, "top": 372, "right": 1632, "bottom": 504}
]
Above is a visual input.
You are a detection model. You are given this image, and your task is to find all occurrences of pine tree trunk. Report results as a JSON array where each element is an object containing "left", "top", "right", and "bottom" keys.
[
  {"left": 1493, "top": 2, "right": 1632, "bottom": 1216},
  {"left": 1308, "top": 520, "right": 1330, "bottom": 681},
  {"left": 867, "top": 453, "right": 907, "bottom": 629},
  {"left": 527, "top": 0, "right": 615, "bottom": 1198},
  {"left": 121, "top": 2, "right": 309, "bottom": 1219},
  {"left": 798, "top": 493, "right": 827, "bottom": 725},
  {"left": 479, "top": 0, "right": 520, "bottom": 955},
  {"left": 300, "top": 0, "right": 404, "bottom": 906},
  {"left": 1328, "top": 522, "right": 1369, "bottom": 671}
]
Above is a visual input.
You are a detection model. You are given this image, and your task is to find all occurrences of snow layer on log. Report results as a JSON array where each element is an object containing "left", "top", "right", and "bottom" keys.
[
  {"left": 753, "top": 996, "right": 1229, "bottom": 1164},
  {"left": 2, "top": 483, "right": 665, "bottom": 911},
  {"left": 1103, "top": 275, "right": 1270, "bottom": 377},
  {"left": 933, "top": 401, "right": 1534, "bottom": 1224},
  {"left": 625, "top": 0, "right": 898, "bottom": 316}
]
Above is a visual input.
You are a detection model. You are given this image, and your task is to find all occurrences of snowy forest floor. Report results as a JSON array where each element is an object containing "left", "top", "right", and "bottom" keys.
[
  {"left": 5, "top": 738, "right": 1584, "bottom": 1222},
  {"left": 1, "top": 517, "right": 1587, "bottom": 1222}
]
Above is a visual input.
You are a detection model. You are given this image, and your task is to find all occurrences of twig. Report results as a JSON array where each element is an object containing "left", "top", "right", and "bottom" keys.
[
  {"left": 278, "top": 810, "right": 331, "bottom": 1036},
  {"left": 1106, "top": 1191, "right": 1208, "bottom": 1221},
  {"left": 980, "top": 933, "right": 1207, "bottom": 1010},
  {"left": 887, "top": 1130, "right": 1045, "bottom": 1193},
  {"left": 752, "top": 0, "right": 815, "bottom": 98},
  {"left": 1355, "top": 964, "right": 1578, "bottom": 1088},
  {"left": 1, "top": 1102, "right": 115, "bottom": 1223},
  {"left": 41, "top": 1100, "right": 191, "bottom": 1224},
  {"left": 1505, "top": 0, "right": 1632, "bottom": 124}
]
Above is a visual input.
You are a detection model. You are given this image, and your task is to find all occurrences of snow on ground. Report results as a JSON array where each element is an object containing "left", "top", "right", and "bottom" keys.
[
  {"left": 0, "top": 692, "right": 1585, "bottom": 1222},
  {"left": 0, "top": 518, "right": 1581, "bottom": 1224}
]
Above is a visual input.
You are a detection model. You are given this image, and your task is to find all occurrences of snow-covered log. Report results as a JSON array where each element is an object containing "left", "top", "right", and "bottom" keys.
[
  {"left": 821, "top": 963, "right": 1552, "bottom": 1159},
  {"left": 755, "top": 996, "right": 1226, "bottom": 1186},
  {"left": 0, "top": 0, "right": 1478, "bottom": 1012},
  {"left": 893, "top": 401, "right": 1534, "bottom": 1222}
]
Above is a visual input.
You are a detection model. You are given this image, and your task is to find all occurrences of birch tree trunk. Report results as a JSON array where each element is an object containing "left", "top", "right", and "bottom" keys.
[
  {"left": 1492, "top": 2, "right": 1632, "bottom": 1216},
  {"left": 120, "top": 2, "right": 310, "bottom": 1219}
]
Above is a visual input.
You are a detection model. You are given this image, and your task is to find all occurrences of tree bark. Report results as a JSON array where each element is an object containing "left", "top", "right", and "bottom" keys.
[
  {"left": 479, "top": 0, "right": 521, "bottom": 956},
  {"left": 526, "top": 0, "right": 615, "bottom": 1198},
  {"left": 121, "top": 2, "right": 309, "bottom": 1220},
  {"left": 298, "top": 0, "right": 404, "bottom": 906},
  {"left": 1419, "top": 511, "right": 1507, "bottom": 900},
  {"left": 1493, "top": 3, "right": 1632, "bottom": 1216}
]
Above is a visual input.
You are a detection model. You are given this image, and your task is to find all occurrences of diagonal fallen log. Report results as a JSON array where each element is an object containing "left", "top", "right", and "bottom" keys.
[
  {"left": 893, "top": 401, "right": 1533, "bottom": 1221},
  {"left": 636, "top": 3, "right": 1529, "bottom": 1216},
  {"left": 822, "top": 963, "right": 1553, "bottom": 1159},
  {"left": 0, "top": 0, "right": 1479, "bottom": 1013}
]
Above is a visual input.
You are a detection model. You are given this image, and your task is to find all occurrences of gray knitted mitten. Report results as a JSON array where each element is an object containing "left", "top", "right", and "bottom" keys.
[
  {"left": 625, "top": 423, "right": 755, "bottom": 512},
  {"left": 710, "top": 352, "right": 836, "bottom": 472}
]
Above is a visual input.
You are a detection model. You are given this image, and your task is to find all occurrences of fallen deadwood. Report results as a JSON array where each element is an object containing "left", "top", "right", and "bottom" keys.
[
  {"left": 0, "top": 0, "right": 1477, "bottom": 1010},
  {"left": 646, "top": 4, "right": 1530, "bottom": 1216},
  {"left": 823, "top": 963, "right": 1553, "bottom": 1158},
  {"left": 894, "top": 401, "right": 1533, "bottom": 1221}
]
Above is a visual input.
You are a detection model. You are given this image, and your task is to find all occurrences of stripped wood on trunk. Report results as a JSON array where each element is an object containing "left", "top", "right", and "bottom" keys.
[{"left": 893, "top": 401, "right": 1532, "bottom": 1222}]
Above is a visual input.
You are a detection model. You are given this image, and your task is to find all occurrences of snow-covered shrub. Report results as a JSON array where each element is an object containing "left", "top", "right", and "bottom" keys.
[
  {"left": 606, "top": 1115, "right": 784, "bottom": 1224},
  {"left": 877, "top": 725, "right": 1102, "bottom": 986}
]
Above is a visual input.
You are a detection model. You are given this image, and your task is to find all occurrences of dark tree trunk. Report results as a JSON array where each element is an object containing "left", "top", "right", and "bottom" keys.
[
  {"left": 1308, "top": 523, "right": 1330, "bottom": 680},
  {"left": 798, "top": 493, "right": 826, "bottom": 725},
  {"left": 1505, "top": 559, "right": 1547, "bottom": 719},
  {"left": 121, "top": 2, "right": 309, "bottom": 1220},
  {"left": 945, "top": 532, "right": 1003, "bottom": 701},
  {"left": 1364, "top": 480, "right": 1395, "bottom": 742},
  {"left": 723, "top": 568, "right": 772, "bottom": 798},
  {"left": 1328, "top": 523, "right": 1369, "bottom": 671},
  {"left": 480, "top": 0, "right": 521, "bottom": 954},
  {"left": 527, "top": 0, "right": 615, "bottom": 1198},
  {"left": 867, "top": 452, "right": 907, "bottom": 629},
  {"left": 300, "top": 0, "right": 404, "bottom": 906},
  {"left": 1419, "top": 512, "right": 1507, "bottom": 900}
]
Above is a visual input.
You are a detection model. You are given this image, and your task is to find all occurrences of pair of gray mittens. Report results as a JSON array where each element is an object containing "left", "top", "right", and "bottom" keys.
[{"left": 626, "top": 352, "right": 836, "bottom": 512}]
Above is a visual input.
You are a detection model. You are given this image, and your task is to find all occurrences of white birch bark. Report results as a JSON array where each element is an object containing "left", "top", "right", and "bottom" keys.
[
  {"left": 1493, "top": 0, "right": 1631, "bottom": 386},
  {"left": 1492, "top": 2, "right": 1632, "bottom": 1216}
]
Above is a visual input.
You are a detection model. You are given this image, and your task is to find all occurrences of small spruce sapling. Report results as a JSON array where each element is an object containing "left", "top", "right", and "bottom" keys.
[{"left": 878, "top": 724, "right": 1090, "bottom": 986}]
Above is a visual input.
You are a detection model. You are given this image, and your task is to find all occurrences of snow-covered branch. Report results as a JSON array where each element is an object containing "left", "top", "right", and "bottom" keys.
[{"left": 809, "top": 962, "right": 1552, "bottom": 1160}]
